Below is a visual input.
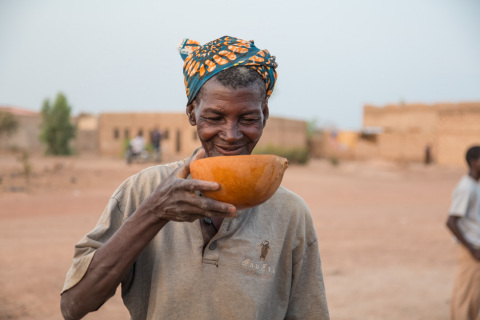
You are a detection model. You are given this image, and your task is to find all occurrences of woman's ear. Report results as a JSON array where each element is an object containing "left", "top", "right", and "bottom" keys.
[
  {"left": 186, "top": 101, "right": 197, "bottom": 126},
  {"left": 262, "top": 98, "right": 269, "bottom": 128}
]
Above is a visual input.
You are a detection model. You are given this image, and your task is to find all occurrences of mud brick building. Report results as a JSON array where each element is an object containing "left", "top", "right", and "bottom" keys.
[
  {"left": 0, "top": 106, "right": 307, "bottom": 161},
  {"left": 7, "top": 101, "right": 478, "bottom": 167},
  {"left": 436, "top": 103, "right": 480, "bottom": 166},
  {"left": 357, "top": 102, "right": 480, "bottom": 167},
  {"left": 0, "top": 106, "right": 43, "bottom": 153},
  {"left": 73, "top": 113, "right": 99, "bottom": 155},
  {"left": 97, "top": 112, "right": 307, "bottom": 161}
]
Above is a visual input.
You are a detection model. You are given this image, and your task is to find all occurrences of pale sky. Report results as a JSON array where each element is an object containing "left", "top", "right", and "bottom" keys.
[{"left": 1, "top": 0, "right": 479, "bottom": 129}]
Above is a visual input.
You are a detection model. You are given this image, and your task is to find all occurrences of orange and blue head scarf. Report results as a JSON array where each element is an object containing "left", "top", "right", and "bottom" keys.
[{"left": 178, "top": 36, "right": 278, "bottom": 104}]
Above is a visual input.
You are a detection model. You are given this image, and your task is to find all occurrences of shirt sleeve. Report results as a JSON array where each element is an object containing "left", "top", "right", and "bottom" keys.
[
  {"left": 449, "top": 182, "right": 472, "bottom": 217},
  {"left": 61, "top": 197, "right": 126, "bottom": 293},
  {"left": 285, "top": 239, "right": 330, "bottom": 320}
]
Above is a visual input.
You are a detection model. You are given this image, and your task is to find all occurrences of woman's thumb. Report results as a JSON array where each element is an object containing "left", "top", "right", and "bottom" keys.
[{"left": 175, "top": 148, "right": 206, "bottom": 179}]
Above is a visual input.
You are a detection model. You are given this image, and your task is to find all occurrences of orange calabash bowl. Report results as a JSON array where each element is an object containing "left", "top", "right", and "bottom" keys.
[{"left": 190, "top": 154, "right": 289, "bottom": 210}]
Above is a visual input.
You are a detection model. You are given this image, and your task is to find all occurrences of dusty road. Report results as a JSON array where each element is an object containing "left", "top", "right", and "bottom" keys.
[{"left": 0, "top": 154, "right": 465, "bottom": 319}]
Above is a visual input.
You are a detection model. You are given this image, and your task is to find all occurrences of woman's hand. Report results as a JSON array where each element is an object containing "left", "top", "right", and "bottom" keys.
[{"left": 138, "top": 148, "right": 236, "bottom": 223}]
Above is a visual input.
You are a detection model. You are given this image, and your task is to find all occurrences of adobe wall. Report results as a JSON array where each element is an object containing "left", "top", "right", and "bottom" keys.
[
  {"left": 73, "top": 114, "right": 99, "bottom": 155},
  {"left": 257, "top": 117, "right": 307, "bottom": 150},
  {"left": 0, "top": 107, "right": 100, "bottom": 155},
  {"left": 308, "top": 130, "right": 360, "bottom": 160},
  {"left": 436, "top": 103, "right": 480, "bottom": 167},
  {"left": 363, "top": 103, "right": 439, "bottom": 161},
  {"left": 363, "top": 103, "right": 438, "bottom": 133},
  {"left": 98, "top": 112, "right": 200, "bottom": 160},
  {"left": 355, "top": 138, "right": 379, "bottom": 160},
  {"left": 0, "top": 113, "right": 43, "bottom": 154},
  {"left": 308, "top": 133, "right": 326, "bottom": 158},
  {"left": 378, "top": 132, "right": 437, "bottom": 162},
  {"left": 361, "top": 102, "right": 480, "bottom": 166},
  {"left": 98, "top": 113, "right": 307, "bottom": 160},
  {"left": 1, "top": 107, "right": 307, "bottom": 159}
]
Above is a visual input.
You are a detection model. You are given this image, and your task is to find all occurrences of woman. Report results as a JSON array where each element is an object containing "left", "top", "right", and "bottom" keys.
[{"left": 61, "top": 36, "right": 329, "bottom": 320}]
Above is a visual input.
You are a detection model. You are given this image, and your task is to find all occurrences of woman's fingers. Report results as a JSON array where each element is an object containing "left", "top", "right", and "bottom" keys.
[
  {"left": 165, "top": 200, "right": 236, "bottom": 221},
  {"left": 175, "top": 188, "right": 236, "bottom": 216},
  {"left": 149, "top": 148, "right": 236, "bottom": 221},
  {"left": 196, "top": 196, "right": 236, "bottom": 217},
  {"left": 175, "top": 148, "right": 206, "bottom": 179},
  {"left": 177, "top": 178, "right": 219, "bottom": 192}
]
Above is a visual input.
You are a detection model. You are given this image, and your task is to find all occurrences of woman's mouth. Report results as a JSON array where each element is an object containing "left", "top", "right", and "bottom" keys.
[{"left": 215, "top": 145, "right": 245, "bottom": 156}]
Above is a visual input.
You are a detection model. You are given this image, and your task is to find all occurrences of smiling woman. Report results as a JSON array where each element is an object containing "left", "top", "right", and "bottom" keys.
[{"left": 60, "top": 36, "right": 330, "bottom": 320}]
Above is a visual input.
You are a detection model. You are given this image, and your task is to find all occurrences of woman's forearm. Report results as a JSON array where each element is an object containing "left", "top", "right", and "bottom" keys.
[{"left": 61, "top": 208, "right": 168, "bottom": 320}]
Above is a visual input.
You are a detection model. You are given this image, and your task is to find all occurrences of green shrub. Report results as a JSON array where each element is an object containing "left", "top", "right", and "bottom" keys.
[
  {"left": 121, "top": 138, "right": 131, "bottom": 157},
  {"left": 39, "top": 93, "right": 76, "bottom": 155},
  {"left": 145, "top": 143, "right": 154, "bottom": 153},
  {"left": 253, "top": 144, "right": 309, "bottom": 165}
]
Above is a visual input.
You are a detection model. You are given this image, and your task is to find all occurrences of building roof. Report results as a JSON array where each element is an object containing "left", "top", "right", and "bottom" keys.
[{"left": 0, "top": 106, "right": 39, "bottom": 116}]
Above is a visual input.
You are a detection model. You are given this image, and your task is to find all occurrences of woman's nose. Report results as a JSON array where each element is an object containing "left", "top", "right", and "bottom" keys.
[{"left": 222, "top": 122, "right": 241, "bottom": 142}]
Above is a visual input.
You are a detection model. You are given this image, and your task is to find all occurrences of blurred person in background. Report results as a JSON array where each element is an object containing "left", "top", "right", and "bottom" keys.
[
  {"left": 126, "top": 131, "right": 146, "bottom": 164},
  {"left": 424, "top": 143, "right": 432, "bottom": 165},
  {"left": 446, "top": 145, "right": 480, "bottom": 320},
  {"left": 130, "top": 131, "right": 146, "bottom": 156},
  {"left": 150, "top": 126, "right": 162, "bottom": 162},
  {"left": 60, "top": 36, "right": 329, "bottom": 320}
]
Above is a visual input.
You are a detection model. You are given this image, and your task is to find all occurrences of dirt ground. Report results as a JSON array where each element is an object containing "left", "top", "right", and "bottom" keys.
[{"left": 0, "top": 152, "right": 466, "bottom": 320}]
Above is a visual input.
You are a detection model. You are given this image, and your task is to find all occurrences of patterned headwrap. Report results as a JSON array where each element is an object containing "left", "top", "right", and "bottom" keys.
[{"left": 178, "top": 35, "right": 278, "bottom": 104}]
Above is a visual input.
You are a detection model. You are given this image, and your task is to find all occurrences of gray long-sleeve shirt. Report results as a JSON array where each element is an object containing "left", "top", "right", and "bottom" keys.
[{"left": 62, "top": 158, "right": 329, "bottom": 320}]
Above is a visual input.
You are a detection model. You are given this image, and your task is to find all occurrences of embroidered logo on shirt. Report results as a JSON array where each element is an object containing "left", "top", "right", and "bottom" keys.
[
  {"left": 240, "top": 240, "right": 276, "bottom": 279},
  {"left": 259, "top": 240, "right": 270, "bottom": 260},
  {"left": 241, "top": 258, "right": 276, "bottom": 279}
]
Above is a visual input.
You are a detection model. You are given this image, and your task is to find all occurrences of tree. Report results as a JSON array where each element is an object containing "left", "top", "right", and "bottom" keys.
[{"left": 40, "top": 93, "right": 76, "bottom": 155}]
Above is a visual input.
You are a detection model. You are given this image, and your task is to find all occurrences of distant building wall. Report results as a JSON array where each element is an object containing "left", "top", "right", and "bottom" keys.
[
  {"left": 1, "top": 107, "right": 308, "bottom": 159},
  {"left": 362, "top": 103, "right": 438, "bottom": 162},
  {"left": 0, "top": 106, "right": 43, "bottom": 153},
  {"left": 98, "top": 113, "right": 307, "bottom": 160},
  {"left": 98, "top": 112, "right": 200, "bottom": 161},
  {"left": 309, "top": 130, "right": 358, "bottom": 160},
  {"left": 363, "top": 103, "right": 438, "bottom": 133},
  {"left": 355, "top": 137, "right": 379, "bottom": 160},
  {"left": 436, "top": 103, "right": 480, "bottom": 166},
  {"left": 11, "top": 115, "right": 43, "bottom": 153},
  {"left": 257, "top": 117, "right": 307, "bottom": 150},
  {"left": 73, "top": 114, "right": 99, "bottom": 155},
  {"left": 0, "top": 106, "right": 101, "bottom": 155},
  {"left": 360, "top": 102, "right": 480, "bottom": 166}
]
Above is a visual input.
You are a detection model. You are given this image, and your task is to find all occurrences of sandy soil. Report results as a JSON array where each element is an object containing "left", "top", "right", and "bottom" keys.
[{"left": 0, "top": 153, "right": 465, "bottom": 320}]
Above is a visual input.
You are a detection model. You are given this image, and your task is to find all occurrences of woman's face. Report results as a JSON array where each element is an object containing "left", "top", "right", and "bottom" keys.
[{"left": 187, "top": 78, "right": 269, "bottom": 157}]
